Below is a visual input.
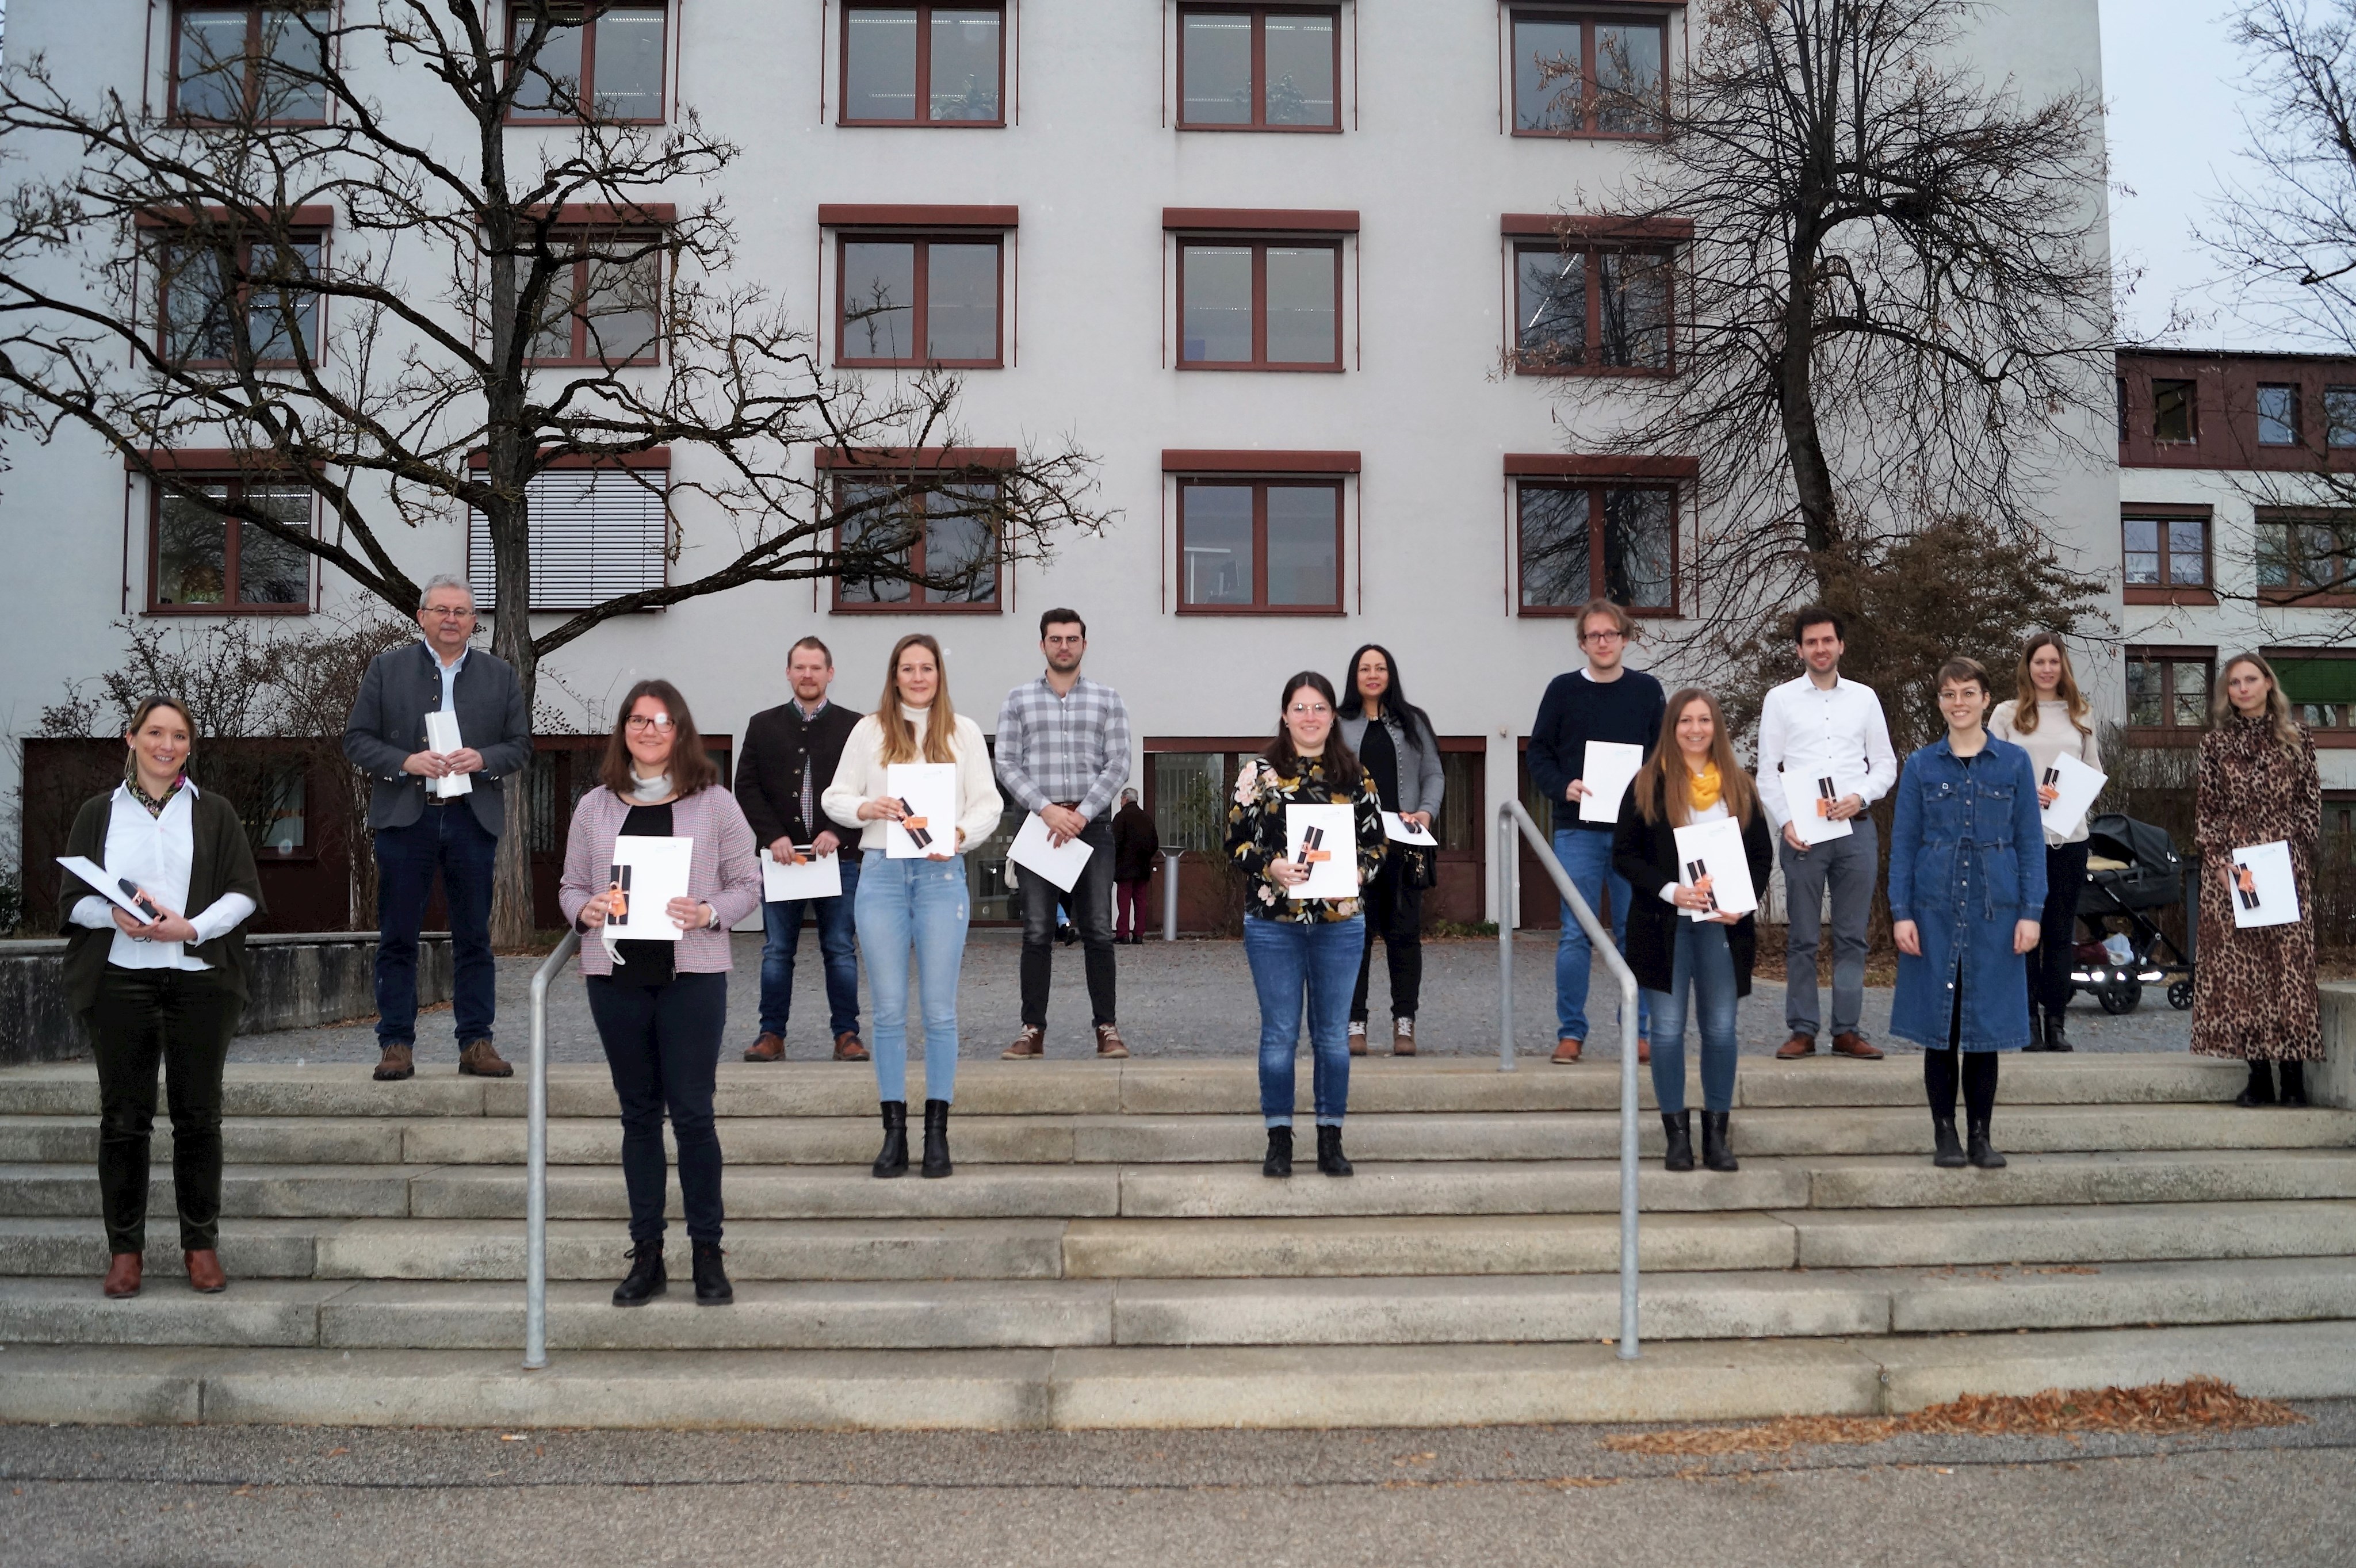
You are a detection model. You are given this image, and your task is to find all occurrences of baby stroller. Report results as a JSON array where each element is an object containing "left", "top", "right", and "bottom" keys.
[{"left": 2068, "top": 813, "right": 2195, "bottom": 1015}]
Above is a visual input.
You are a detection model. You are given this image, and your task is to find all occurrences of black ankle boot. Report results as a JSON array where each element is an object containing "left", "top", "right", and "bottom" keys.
[
  {"left": 1262, "top": 1126, "right": 1293, "bottom": 1178},
  {"left": 2022, "top": 1003, "right": 2047, "bottom": 1051},
  {"left": 1932, "top": 1118, "right": 1967, "bottom": 1168},
  {"left": 871, "top": 1101, "right": 909, "bottom": 1177},
  {"left": 611, "top": 1241, "right": 665, "bottom": 1306},
  {"left": 1701, "top": 1111, "right": 1738, "bottom": 1172},
  {"left": 2279, "top": 1061, "right": 2309, "bottom": 1107},
  {"left": 1661, "top": 1111, "right": 1695, "bottom": 1173},
  {"left": 1967, "top": 1115, "right": 2006, "bottom": 1169},
  {"left": 691, "top": 1240, "right": 733, "bottom": 1306},
  {"left": 2043, "top": 1009, "right": 2071, "bottom": 1053},
  {"left": 921, "top": 1098, "right": 953, "bottom": 1178},
  {"left": 1316, "top": 1124, "right": 1353, "bottom": 1177},
  {"left": 2236, "top": 1061, "right": 2277, "bottom": 1108}
]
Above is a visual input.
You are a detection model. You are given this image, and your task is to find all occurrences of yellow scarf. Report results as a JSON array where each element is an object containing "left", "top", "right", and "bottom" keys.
[{"left": 1686, "top": 760, "right": 1723, "bottom": 814}]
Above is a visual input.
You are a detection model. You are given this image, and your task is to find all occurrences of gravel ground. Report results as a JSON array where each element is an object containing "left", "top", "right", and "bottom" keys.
[{"left": 232, "top": 931, "right": 2192, "bottom": 1067}]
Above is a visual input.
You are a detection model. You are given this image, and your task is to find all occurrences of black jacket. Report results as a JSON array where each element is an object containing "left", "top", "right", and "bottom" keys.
[
  {"left": 736, "top": 699, "right": 865, "bottom": 847},
  {"left": 1111, "top": 801, "right": 1158, "bottom": 881},
  {"left": 1610, "top": 793, "right": 1774, "bottom": 998},
  {"left": 59, "top": 787, "right": 265, "bottom": 1017},
  {"left": 342, "top": 642, "right": 532, "bottom": 836}
]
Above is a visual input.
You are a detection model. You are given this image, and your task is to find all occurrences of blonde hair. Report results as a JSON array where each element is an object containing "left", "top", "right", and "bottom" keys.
[
  {"left": 1633, "top": 688, "right": 1758, "bottom": 828},
  {"left": 2212, "top": 652, "right": 2304, "bottom": 754},
  {"left": 875, "top": 633, "right": 960, "bottom": 766},
  {"left": 2010, "top": 633, "right": 2091, "bottom": 736}
]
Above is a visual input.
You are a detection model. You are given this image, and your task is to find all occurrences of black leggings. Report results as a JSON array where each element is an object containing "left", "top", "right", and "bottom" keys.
[
  {"left": 1925, "top": 974, "right": 1999, "bottom": 1123},
  {"left": 1349, "top": 855, "right": 1424, "bottom": 1022}
]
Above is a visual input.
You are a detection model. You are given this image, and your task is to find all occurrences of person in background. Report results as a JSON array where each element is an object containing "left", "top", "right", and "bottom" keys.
[
  {"left": 736, "top": 636, "right": 868, "bottom": 1063},
  {"left": 1527, "top": 599, "right": 1665, "bottom": 1065},
  {"left": 1990, "top": 633, "right": 2102, "bottom": 1053},
  {"left": 561, "top": 679, "right": 762, "bottom": 1309},
  {"left": 1337, "top": 643, "right": 1444, "bottom": 1057},
  {"left": 341, "top": 575, "right": 531, "bottom": 1083},
  {"left": 1887, "top": 658, "right": 2045, "bottom": 1171},
  {"left": 1757, "top": 606, "right": 1898, "bottom": 1062},
  {"left": 1111, "top": 787, "right": 1158, "bottom": 944},
  {"left": 1612, "top": 689, "right": 1772, "bottom": 1175},
  {"left": 825, "top": 634, "right": 1005, "bottom": 1177},
  {"left": 1226, "top": 672, "right": 1387, "bottom": 1180},
  {"left": 60, "top": 695, "right": 263, "bottom": 1299},
  {"left": 2193, "top": 653, "right": 2323, "bottom": 1107}
]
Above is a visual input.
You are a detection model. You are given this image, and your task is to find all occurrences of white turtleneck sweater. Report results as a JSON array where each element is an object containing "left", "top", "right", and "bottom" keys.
[{"left": 822, "top": 704, "right": 1005, "bottom": 854}]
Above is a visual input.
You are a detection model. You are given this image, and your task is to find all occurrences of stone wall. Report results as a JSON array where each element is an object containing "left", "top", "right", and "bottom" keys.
[{"left": 2319, "top": 982, "right": 2356, "bottom": 1111}]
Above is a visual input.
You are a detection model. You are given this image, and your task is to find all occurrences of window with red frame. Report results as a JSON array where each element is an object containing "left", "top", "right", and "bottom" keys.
[
  {"left": 508, "top": 3, "right": 669, "bottom": 124},
  {"left": 842, "top": 4, "right": 1005, "bottom": 125},
  {"left": 836, "top": 236, "right": 1003, "bottom": 366},
  {"left": 2122, "top": 513, "right": 2210, "bottom": 592},
  {"left": 833, "top": 479, "right": 1004, "bottom": 610},
  {"left": 1514, "top": 243, "right": 1672, "bottom": 372},
  {"left": 526, "top": 237, "right": 663, "bottom": 366},
  {"left": 150, "top": 478, "right": 313, "bottom": 613},
  {"left": 2126, "top": 651, "right": 2212, "bottom": 732},
  {"left": 171, "top": 4, "right": 331, "bottom": 123},
  {"left": 1510, "top": 9, "right": 1667, "bottom": 137},
  {"left": 154, "top": 231, "right": 323, "bottom": 368},
  {"left": 1177, "top": 6, "right": 1340, "bottom": 131},
  {"left": 1517, "top": 482, "right": 1676, "bottom": 614},
  {"left": 1177, "top": 239, "right": 1341, "bottom": 369},
  {"left": 1176, "top": 479, "right": 1343, "bottom": 611}
]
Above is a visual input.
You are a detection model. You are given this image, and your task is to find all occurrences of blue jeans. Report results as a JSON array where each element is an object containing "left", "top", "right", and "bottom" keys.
[
  {"left": 759, "top": 854, "right": 863, "bottom": 1040},
  {"left": 373, "top": 804, "right": 498, "bottom": 1050},
  {"left": 1551, "top": 827, "right": 1650, "bottom": 1044},
  {"left": 853, "top": 850, "right": 969, "bottom": 1104},
  {"left": 1244, "top": 915, "right": 1363, "bottom": 1128},
  {"left": 1646, "top": 918, "right": 1741, "bottom": 1115}
]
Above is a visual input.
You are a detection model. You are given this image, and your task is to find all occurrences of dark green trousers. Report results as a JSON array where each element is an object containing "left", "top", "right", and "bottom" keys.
[{"left": 91, "top": 966, "right": 237, "bottom": 1255}]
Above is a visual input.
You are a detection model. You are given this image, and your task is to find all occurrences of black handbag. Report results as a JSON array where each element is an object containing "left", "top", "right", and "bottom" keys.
[{"left": 1399, "top": 843, "right": 1440, "bottom": 890}]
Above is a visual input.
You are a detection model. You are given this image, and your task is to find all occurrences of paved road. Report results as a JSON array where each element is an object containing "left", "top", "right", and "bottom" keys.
[
  {"left": 2, "top": 1408, "right": 2346, "bottom": 1566},
  {"left": 236, "top": 932, "right": 2191, "bottom": 1067}
]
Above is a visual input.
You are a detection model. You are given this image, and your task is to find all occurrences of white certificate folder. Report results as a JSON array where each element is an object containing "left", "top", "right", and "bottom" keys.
[
  {"left": 1283, "top": 804, "right": 1360, "bottom": 900},
  {"left": 2229, "top": 841, "right": 2301, "bottom": 930},
  {"left": 423, "top": 710, "right": 471, "bottom": 797},
  {"left": 760, "top": 846, "right": 842, "bottom": 903},
  {"left": 883, "top": 763, "right": 961, "bottom": 859},
  {"left": 1672, "top": 818, "right": 1758, "bottom": 921},
  {"left": 605, "top": 835, "right": 694, "bottom": 942},
  {"left": 1578, "top": 742, "right": 1646, "bottom": 824},
  {"left": 1008, "top": 812, "right": 1096, "bottom": 893}
]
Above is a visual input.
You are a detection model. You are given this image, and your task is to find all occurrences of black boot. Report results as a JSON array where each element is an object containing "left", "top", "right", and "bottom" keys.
[
  {"left": 1701, "top": 1111, "right": 1738, "bottom": 1172},
  {"left": 1262, "top": 1126, "right": 1293, "bottom": 1178},
  {"left": 871, "top": 1101, "right": 909, "bottom": 1178},
  {"left": 611, "top": 1241, "right": 665, "bottom": 1307},
  {"left": 691, "top": 1240, "right": 733, "bottom": 1306},
  {"left": 2279, "top": 1061, "right": 2309, "bottom": 1108},
  {"left": 2044, "top": 1008, "right": 2071, "bottom": 1053},
  {"left": 2022, "top": 1003, "right": 2047, "bottom": 1051},
  {"left": 1967, "top": 1115, "right": 2007, "bottom": 1169},
  {"left": 1316, "top": 1124, "right": 1353, "bottom": 1177},
  {"left": 1932, "top": 1118, "right": 1967, "bottom": 1168},
  {"left": 1661, "top": 1111, "right": 1695, "bottom": 1173},
  {"left": 2236, "top": 1061, "right": 2277, "bottom": 1108},
  {"left": 921, "top": 1098, "right": 953, "bottom": 1178}
]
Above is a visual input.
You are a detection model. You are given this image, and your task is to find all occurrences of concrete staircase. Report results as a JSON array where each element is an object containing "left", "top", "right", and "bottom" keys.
[{"left": 3, "top": 1053, "right": 2355, "bottom": 1429}]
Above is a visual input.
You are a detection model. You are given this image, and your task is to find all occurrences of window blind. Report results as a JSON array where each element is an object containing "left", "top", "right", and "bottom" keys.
[{"left": 469, "top": 468, "right": 668, "bottom": 610}]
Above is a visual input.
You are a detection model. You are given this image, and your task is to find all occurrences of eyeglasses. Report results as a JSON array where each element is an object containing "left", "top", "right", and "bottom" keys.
[
  {"left": 1286, "top": 702, "right": 1333, "bottom": 717},
  {"left": 425, "top": 606, "right": 474, "bottom": 619},
  {"left": 625, "top": 715, "right": 676, "bottom": 732},
  {"left": 1581, "top": 629, "right": 1626, "bottom": 645}
]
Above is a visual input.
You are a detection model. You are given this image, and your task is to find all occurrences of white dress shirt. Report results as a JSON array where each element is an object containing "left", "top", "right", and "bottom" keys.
[
  {"left": 1754, "top": 674, "right": 1900, "bottom": 831},
  {"left": 433, "top": 641, "right": 468, "bottom": 714},
  {"left": 70, "top": 781, "right": 258, "bottom": 971}
]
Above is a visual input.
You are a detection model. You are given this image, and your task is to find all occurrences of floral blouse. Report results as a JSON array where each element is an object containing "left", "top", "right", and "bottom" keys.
[{"left": 1224, "top": 753, "right": 1388, "bottom": 924}]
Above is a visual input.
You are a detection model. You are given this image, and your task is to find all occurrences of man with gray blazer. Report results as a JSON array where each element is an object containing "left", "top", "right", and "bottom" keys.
[{"left": 342, "top": 576, "right": 532, "bottom": 1081}]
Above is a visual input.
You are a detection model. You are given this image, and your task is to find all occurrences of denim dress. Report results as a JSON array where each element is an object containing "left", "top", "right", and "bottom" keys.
[{"left": 1885, "top": 735, "right": 2048, "bottom": 1052}]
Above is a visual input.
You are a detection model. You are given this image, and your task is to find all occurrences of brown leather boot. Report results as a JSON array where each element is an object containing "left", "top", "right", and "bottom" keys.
[
  {"left": 1551, "top": 1037, "right": 1583, "bottom": 1065},
  {"left": 1348, "top": 1020, "right": 1369, "bottom": 1056},
  {"left": 1637, "top": 1036, "right": 1651, "bottom": 1065},
  {"left": 744, "top": 1031, "right": 786, "bottom": 1062},
  {"left": 102, "top": 1253, "right": 142, "bottom": 1299},
  {"left": 833, "top": 1031, "right": 870, "bottom": 1062},
  {"left": 185, "top": 1249, "right": 227, "bottom": 1294},
  {"left": 373, "top": 1042, "right": 415, "bottom": 1081},
  {"left": 1830, "top": 1031, "right": 1885, "bottom": 1060},
  {"left": 1003, "top": 1024, "right": 1045, "bottom": 1060},
  {"left": 1391, "top": 1018, "right": 1416, "bottom": 1056},
  {"left": 1095, "top": 1023, "right": 1130, "bottom": 1059},
  {"left": 1776, "top": 1032, "right": 1817, "bottom": 1059},
  {"left": 458, "top": 1038, "right": 514, "bottom": 1077}
]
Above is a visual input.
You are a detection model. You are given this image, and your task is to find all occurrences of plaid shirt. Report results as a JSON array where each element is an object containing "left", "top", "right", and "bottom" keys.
[{"left": 994, "top": 674, "right": 1132, "bottom": 823}]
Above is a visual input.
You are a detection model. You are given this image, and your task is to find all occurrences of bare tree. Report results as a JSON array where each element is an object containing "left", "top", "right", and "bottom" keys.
[
  {"left": 1536, "top": 0, "right": 2112, "bottom": 647},
  {"left": 0, "top": 3, "right": 1108, "bottom": 943}
]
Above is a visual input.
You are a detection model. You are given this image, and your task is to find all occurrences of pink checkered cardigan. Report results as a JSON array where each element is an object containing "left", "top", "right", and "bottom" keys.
[{"left": 559, "top": 785, "right": 763, "bottom": 977}]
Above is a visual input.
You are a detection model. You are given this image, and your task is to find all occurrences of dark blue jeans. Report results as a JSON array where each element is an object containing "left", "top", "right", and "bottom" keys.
[
  {"left": 374, "top": 804, "right": 498, "bottom": 1050},
  {"left": 1244, "top": 914, "right": 1363, "bottom": 1129},
  {"left": 759, "top": 853, "right": 862, "bottom": 1040},
  {"left": 1646, "top": 917, "right": 1741, "bottom": 1115},
  {"left": 586, "top": 971, "right": 728, "bottom": 1246}
]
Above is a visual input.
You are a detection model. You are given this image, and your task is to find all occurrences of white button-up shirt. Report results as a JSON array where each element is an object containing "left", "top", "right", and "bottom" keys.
[
  {"left": 1754, "top": 674, "right": 1900, "bottom": 831},
  {"left": 432, "top": 641, "right": 468, "bottom": 713},
  {"left": 70, "top": 781, "right": 258, "bottom": 970}
]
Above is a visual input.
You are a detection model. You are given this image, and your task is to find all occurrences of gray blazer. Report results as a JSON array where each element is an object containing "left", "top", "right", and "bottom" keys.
[
  {"left": 1337, "top": 710, "right": 1444, "bottom": 819},
  {"left": 342, "top": 641, "right": 533, "bottom": 836}
]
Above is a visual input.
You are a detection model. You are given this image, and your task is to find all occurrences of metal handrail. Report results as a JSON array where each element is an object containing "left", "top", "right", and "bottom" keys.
[
  {"left": 1497, "top": 800, "right": 1640, "bottom": 1360},
  {"left": 523, "top": 927, "right": 582, "bottom": 1371}
]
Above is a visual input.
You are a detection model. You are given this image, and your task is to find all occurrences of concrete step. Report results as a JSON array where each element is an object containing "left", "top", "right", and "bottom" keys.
[
  {"left": 1785, "top": 1198, "right": 2356, "bottom": 1268},
  {"left": 7, "top": 1320, "right": 2355, "bottom": 1428}
]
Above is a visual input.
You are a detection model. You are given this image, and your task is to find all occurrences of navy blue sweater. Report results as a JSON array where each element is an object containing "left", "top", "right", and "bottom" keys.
[{"left": 1528, "top": 669, "right": 1667, "bottom": 833}]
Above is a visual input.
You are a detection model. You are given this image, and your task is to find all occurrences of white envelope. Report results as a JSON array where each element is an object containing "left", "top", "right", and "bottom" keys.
[
  {"left": 1008, "top": 812, "right": 1096, "bottom": 893},
  {"left": 2229, "top": 840, "right": 2301, "bottom": 930},
  {"left": 2038, "top": 752, "right": 2106, "bottom": 840},
  {"left": 604, "top": 834, "right": 694, "bottom": 943},
  {"left": 1380, "top": 811, "right": 1438, "bottom": 847},
  {"left": 1283, "top": 803, "right": 1360, "bottom": 900},
  {"left": 56, "top": 855, "right": 163, "bottom": 921},
  {"left": 883, "top": 762, "right": 961, "bottom": 859},
  {"left": 1673, "top": 817, "right": 1758, "bottom": 921},
  {"left": 1578, "top": 741, "right": 1646, "bottom": 824},
  {"left": 423, "top": 709, "right": 471, "bottom": 797},
  {"left": 760, "top": 846, "right": 842, "bottom": 903},
  {"left": 1779, "top": 769, "right": 1854, "bottom": 845}
]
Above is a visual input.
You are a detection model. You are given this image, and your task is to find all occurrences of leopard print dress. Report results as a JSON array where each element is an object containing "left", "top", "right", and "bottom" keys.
[{"left": 2190, "top": 713, "right": 2323, "bottom": 1062}]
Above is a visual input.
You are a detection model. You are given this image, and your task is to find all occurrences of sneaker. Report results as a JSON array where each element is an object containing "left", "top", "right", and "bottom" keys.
[
  {"left": 373, "top": 1043, "right": 415, "bottom": 1081},
  {"left": 1391, "top": 1017, "right": 1416, "bottom": 1057},
  {"left": 744, "top": 1031, "right": 786, "bottom": 1063},
  {"left": 1095, "top": 1022, "right": 1130, "bottom": 1058},
  {"left": 458, "top": 1039, "right": 514, "bottom": 1078},
  {"left": 1348, "top": 1020, "right": 1369, "bottom": 1057},
  {"left": 1003, "top": 1024, "right": 1046, "bottom": 1060}
]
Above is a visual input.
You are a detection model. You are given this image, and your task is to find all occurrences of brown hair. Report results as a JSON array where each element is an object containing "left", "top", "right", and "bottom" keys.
[
  {"left": 876, "top": 633, "right": 960, "bottom": 766},
  {"left": 125, "top": 694, "right": 197, "bottom": 740},
  {"left": 1577, "top": 598, "right": 1637, "bottom": 643},
  {"left": 599, "top": 679, "right": 720, "bottom": 797},
  {"left": 2212, "top": 652, "right": 2305, "bottom": 754},
  {"left": 2009, "top": 633, "right": 2091, "bottom": 736},
  {"left": 1633, "top": 688, "right": 1757, "bottom": 828},
  {"left": 1261, "top": 671, "right": 1364, "bottom": 783},
  {"left": 1937, "top": 656, "right": 1992, "bottom": 696},
  {"left": 787, "top": 635, "right": 833, "bottom": 666}
]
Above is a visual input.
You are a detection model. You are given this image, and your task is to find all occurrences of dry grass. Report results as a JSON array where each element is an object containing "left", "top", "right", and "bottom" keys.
[{"left": 1602, "top": 1378, "right": 2305, "bottom": 1457}]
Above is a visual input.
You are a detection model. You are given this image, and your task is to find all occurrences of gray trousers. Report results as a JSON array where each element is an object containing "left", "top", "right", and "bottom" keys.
[{"left": 1778, "top": 815, "right": 1877, "bottom": 1039}]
